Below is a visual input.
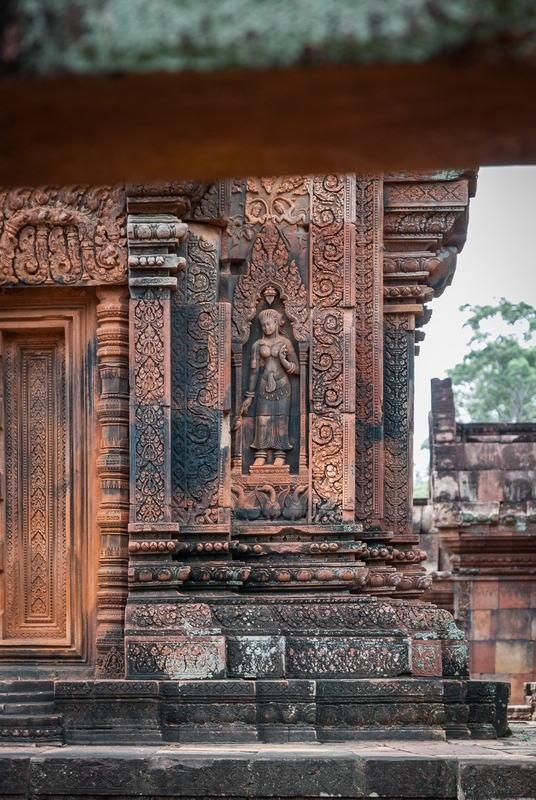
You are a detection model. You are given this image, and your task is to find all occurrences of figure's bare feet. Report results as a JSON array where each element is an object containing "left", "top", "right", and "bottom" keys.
[
  {"left": 273, "top": 456, "right": 286, "bottom": 467},
  {"left": 253, "top": 456, "right": 266, "bottom": 467}
]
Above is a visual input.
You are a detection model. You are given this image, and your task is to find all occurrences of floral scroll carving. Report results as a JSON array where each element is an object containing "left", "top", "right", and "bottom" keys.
[
  {"left": 171, "top": 231, "right": 227, "bottom": 527},
  {"left": 355, "top": 175, "right": 383, "bottom": 526},
  {"left": 310, "top": 175, "right": 355, "bottom": 523},
  {"left": 0, "top": 185, "right": 127, "bottom": 285}
]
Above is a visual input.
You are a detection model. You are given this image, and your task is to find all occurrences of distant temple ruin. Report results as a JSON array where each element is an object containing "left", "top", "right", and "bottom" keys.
[{"left": 417, "top": 377, "right": 536, "bottom": 715}]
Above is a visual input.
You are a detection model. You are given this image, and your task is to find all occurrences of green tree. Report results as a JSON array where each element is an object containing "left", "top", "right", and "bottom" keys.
[{"left": 447, "top": 298, "right": 536, "bottom": 423}]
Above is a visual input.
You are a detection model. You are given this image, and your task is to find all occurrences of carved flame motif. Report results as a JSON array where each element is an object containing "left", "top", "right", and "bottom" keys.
[
  {"left": 0, "top": 185, "right": 126, "bottom": 285},
  {"left": 232, "top": 222, "right": 307, "bottom": 344}
]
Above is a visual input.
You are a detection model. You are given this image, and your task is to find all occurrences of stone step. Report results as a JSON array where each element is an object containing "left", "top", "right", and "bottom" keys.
[
  {"left": 0, "top": 691, "right": 54, "bottom": 705},
  {"left": 2, "top": 701, "right": 56, "bottom": 716},
  {"left": 0, "top": 680, "right": 54, "bottom": 693}
]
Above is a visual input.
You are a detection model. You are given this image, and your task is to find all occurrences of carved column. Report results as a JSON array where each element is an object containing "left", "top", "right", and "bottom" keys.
[
  {"left": 126, "top": 213, "right": 189, "bottom": 666},
  {"left": 381, "top": 172, "right": 474, "bottom": 597},
  {"left": 95, "top": 286, "right": 130, "bottom": 677}
]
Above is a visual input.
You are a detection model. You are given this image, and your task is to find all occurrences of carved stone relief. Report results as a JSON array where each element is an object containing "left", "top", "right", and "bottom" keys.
[
  {"left": 0, "top": 185, "right": 126, "bottom": 286},
  {"left": 171, "top": 225, "right": 230, "bottom": 529},
  {"left": 3, "top": 332, "right": 67, "bottom": 640},
  {"left": 95, "top": 286, "right": 130, "bottom": 678},
  {"left": 0, "top": 298, "right": 93, "bottom": 659}
]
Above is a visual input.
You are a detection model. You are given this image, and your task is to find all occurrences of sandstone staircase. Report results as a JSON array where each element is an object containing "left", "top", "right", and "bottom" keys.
[{"left": 0, "top": 680, "right": 63, "bottom": 744}]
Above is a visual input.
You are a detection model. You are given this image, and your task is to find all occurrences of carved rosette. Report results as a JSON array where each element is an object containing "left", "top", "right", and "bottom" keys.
[
  {"left": 0, "top": 185, "right": 127, "bottom": 285},
  {"left": 95, "top": 287, "right": 130, "bottom": 677}
]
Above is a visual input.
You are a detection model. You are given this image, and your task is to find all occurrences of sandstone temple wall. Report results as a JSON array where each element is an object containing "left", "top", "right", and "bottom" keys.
[{"left": 418, "top": 377, "right": 536, "bottom": 708}]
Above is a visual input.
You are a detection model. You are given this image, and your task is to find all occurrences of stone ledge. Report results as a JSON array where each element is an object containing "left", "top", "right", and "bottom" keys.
[{"left": 0, "top": 727, "right": 535, "bottom": 800}]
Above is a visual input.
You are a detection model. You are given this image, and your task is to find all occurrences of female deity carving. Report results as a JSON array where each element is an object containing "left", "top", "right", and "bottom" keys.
[{"left": 240, "top": 308, "right": 299, "bottom": 467}]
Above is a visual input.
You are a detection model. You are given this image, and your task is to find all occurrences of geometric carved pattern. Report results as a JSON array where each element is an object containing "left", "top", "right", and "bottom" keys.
[
  {"left": 3, "top": 331, "right": 67, "bottom": 640},
  {"left": 0, "top": 185, "right": 126, "bottom": 286}
]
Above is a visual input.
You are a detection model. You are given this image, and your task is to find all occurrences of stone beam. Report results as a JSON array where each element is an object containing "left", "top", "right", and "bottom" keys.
[{"left": 2, "top": 60, "right": 536, "bottom": 185}]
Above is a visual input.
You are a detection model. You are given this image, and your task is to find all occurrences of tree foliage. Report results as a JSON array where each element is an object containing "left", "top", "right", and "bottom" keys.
[{"left": 447, "top": 298, "right": 536, "bottom": 423}]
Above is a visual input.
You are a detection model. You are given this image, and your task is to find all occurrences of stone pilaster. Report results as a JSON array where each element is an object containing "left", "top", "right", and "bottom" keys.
[
  {"left": 381, "top": 173, "right": 473, "bottom": 597},
  {"left": 95, "top": 286, "right": 130, "bottom": 677},
  {"left": 126, "top": 215, "right": 189, "bottom": 599}
]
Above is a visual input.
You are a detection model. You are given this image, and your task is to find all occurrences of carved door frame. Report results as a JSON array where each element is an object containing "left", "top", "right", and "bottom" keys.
[{"left": 0, "top": 294, "right": 96, "bottom": 664}]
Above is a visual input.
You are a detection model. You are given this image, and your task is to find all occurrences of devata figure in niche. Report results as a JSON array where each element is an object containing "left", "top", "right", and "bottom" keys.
[{"left": 240, "top": 307, "right": 299, "bottom": 467}]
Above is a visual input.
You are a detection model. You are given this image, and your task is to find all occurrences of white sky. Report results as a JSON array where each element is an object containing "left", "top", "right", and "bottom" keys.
[{"left": 413, "top": 165, "right": 536, "bottom": 476}]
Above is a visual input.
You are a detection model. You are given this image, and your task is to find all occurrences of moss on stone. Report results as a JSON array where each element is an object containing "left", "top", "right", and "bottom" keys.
[{"left": 6, "top": 0, "right": 536, "bottom": 75}]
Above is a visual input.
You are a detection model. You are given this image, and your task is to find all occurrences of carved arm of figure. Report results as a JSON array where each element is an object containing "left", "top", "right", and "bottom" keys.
[
  {"left": 240, "top": 343, "right": 260, "bottom": 416},
  {"left": 279, "top": 342, "right": 299, "bottom": 375}
]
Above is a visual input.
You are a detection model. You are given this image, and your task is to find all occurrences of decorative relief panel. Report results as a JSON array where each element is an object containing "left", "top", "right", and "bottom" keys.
[
  {"left": 355, "top": 175, "right": 383, "bottom": 526},
  {"left": 3, "top": 331, "right": 67, "bottom": 642},
  {"left": 310, "top": 175, "right": 355, "bottom": 523},
  {"left": 384, "top": 181, "right": 468, "bottom": 208},
  {"left": 133, "top": 291, "right": 167, "bottom": 523},
  {"left": 232, "top": 219, "right": 307, "bottom": 496},
  {"left": 0, "top": 185, "right": 126, "bottom": 286},
  {"left": 171, "top": 228, "right": 229, "bottom": 528},
  {"left": 383, "top": 314, "right": 412, "bottom": 535}
]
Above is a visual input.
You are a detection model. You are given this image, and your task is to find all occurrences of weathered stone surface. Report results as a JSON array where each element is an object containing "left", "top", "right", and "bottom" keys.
[{"left": 227, "top": 636, "right": 285, "bottom": 678}]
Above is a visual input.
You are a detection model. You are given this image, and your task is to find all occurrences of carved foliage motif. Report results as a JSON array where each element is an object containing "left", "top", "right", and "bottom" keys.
[
  {"left": 0, "top": 185, "right": 126, "bottom": 285},
  {"left": 310, "top": 175, "right": 353, "bottom": 522},
  {"left": 133, "top": 289, "right": 166, "bottom": 522},
  {"left": 4, "top": 333, "right": 67, "bottom": 640},
  {"left": 171, "top": 233, "right": 223, "bottom": 524},
  {"left": 383, "top": 314, "right": 411, "bottom": 533},
  {"left": 355, "top": 175, "right": 383, "bottom": 525}
]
